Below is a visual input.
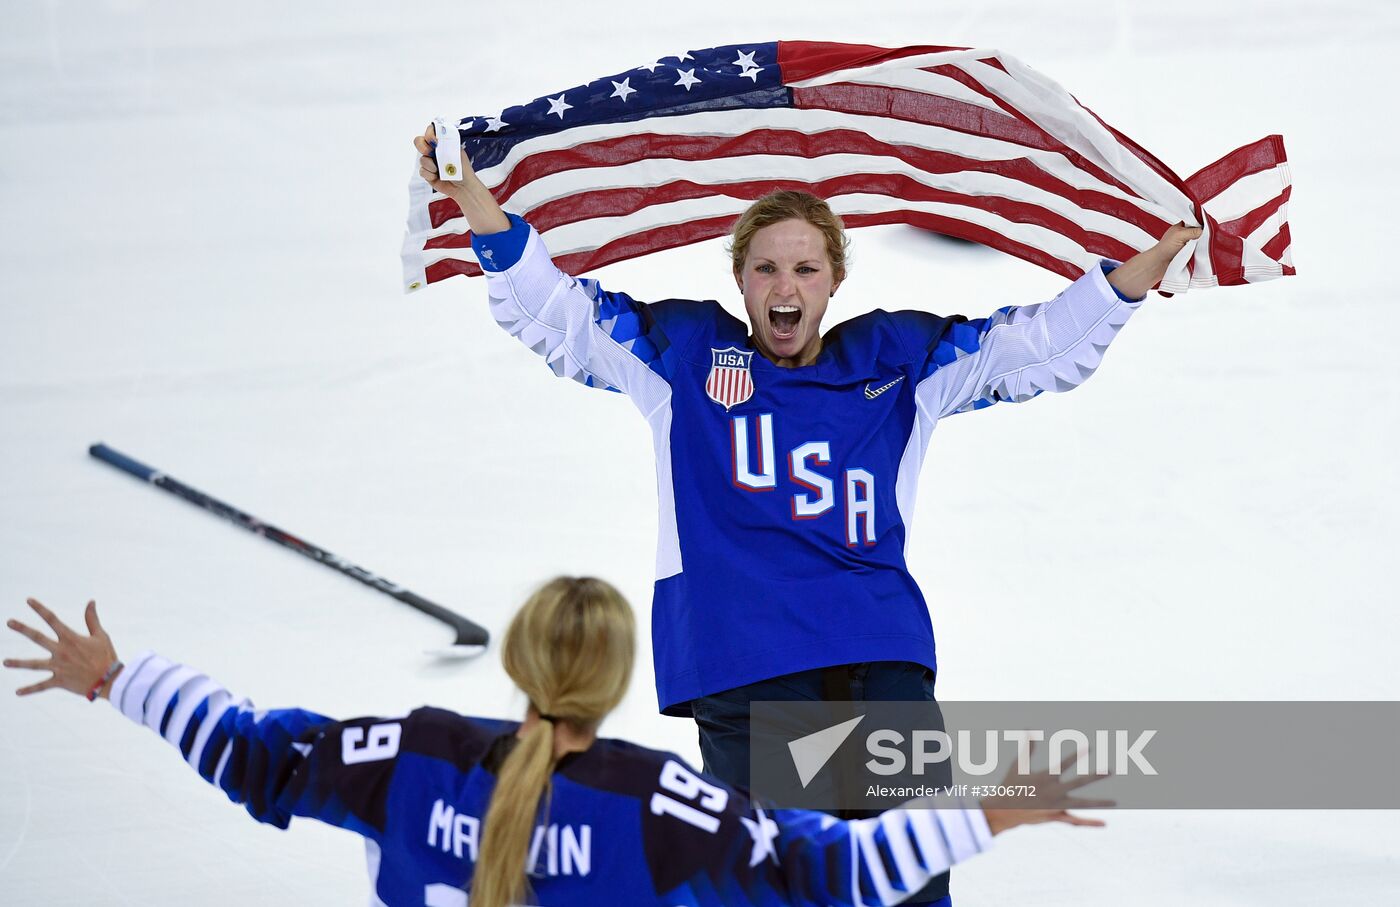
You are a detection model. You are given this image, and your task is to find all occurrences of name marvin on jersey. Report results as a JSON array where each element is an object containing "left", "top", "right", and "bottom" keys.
[{"left": 427, "top": 799, "right": 592, "bottom": 876}]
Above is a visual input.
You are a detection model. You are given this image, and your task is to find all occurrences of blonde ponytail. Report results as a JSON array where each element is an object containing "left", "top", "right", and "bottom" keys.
[{"left": 471, "top": 577, "right": 635, "bottom": 907}]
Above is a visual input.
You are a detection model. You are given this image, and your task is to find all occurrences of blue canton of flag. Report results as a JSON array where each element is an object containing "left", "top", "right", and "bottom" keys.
[{"left": 459, "top": 43, "right": 785, "bottom": 171}]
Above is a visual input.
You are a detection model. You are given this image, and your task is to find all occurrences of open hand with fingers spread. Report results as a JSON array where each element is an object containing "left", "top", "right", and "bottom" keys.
[
  {"left": 5, "top": 598, "right": 122, "bottom": 700},
  {"left": 979, "top": 744, "right": 1117, "bottom": 835}
]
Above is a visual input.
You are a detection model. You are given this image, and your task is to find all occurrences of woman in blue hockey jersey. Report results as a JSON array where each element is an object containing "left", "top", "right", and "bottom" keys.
[
  {"left": 413, "top": 126, "right": 1188, "bottom": 904},
  {"left": 6, "top": 588, "right": 1107, "bottom": 907}
]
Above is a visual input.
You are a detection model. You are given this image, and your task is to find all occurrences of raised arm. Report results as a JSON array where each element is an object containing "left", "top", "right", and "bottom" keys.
[
  {"left": 415, "top": 123, "right": 511, "bottom": 237},
  {"left": 918, "top": 224, "right": 1200, "bottom": 418},
  {"left": 414, "top": 125, "right": 688, "bottom": 403}
]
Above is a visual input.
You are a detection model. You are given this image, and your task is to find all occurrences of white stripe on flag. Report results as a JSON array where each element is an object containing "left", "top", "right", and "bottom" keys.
[{"left": 1203, "top": 164, "right": 1291, "bottom": 223}]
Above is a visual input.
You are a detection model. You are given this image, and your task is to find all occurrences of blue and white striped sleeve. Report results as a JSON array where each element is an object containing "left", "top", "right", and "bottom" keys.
[
  {"left": 770, "top": 803, "right": 993, "bottom": 905},
  {"left": 473, "top": 214, "right": 683, "bottom": 409},
  {"left": 106, "top": 651, "right": 391, "bottom": 836},
  {"left": 916, "top": 261, "right": 1144, "bottom": 420}
]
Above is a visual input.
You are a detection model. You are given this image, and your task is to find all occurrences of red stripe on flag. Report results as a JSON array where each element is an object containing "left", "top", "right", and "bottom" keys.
[
  {"left": 1219, "top": 186, "right": 1291, "bottom": 243},
  {"left": 1186, "top": 135, "right": 1288, "bottom": 204},
  {"left": 1261, "top": 225, "right": 1290, "bottom": 264},
  {"left": 777, "top": 41, "right": 967, "bottom": 83},
  {"left": 1200, "top": 210, "right": 1240, "bottom": 287},
  {"left": 979, "top": 57, "right": 1010, "bottom": 75},
  {"left": 919, "top": 64, "right": 1041, "bottom": 133}
]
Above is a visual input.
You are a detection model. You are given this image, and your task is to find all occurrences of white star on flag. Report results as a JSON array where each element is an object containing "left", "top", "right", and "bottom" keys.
[
  {"left": 674, "top": 68, "right": 701, "bottom": 91},
  {"left": 545, "top": 94, "right": 572, "bottom": 119},
  {"left": 733, "top": 50, "right": 758, "bottom": 69},
  {"left": 636, "top": 60, "right": 664, "bottom": 72},
  {"left": 740, "top": 810, "right": 780, "bottom": 867},
  {"left": 671, "top": 50, "right": 694, "bottom": 62},
  {"left": 610, "top": 78, "right": 637, "bottom": 102},
  {"left": 740, "top": 67, "right": 761, "bottom": 82},
  {"left": 483, "top": 114, "right": 507, "bottom": 132}
]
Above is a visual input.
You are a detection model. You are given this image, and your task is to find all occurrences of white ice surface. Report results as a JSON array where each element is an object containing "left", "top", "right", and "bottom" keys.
[{"left": 2, "top": 1, "right": 1398, "bottom": 904}]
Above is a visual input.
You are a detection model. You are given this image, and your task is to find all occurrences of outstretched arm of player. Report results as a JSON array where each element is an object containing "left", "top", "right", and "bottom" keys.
[
  {"left": 413, "top": 124, "right": 688, "bottom": 401},
  {"left": 918, "top": 224, "right": 1201, "bottom": 418},
  {"left": 4, "top": 599, "right": 395, "bottom": 834},
  {"left": 768, "top": 773, "right": 1110, "bottom": 906},
  {"left": 641, "top": 755, "right": 1109, "bottom": 907}
]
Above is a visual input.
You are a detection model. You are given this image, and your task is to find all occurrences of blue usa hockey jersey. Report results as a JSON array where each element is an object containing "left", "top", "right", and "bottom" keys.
[
  {"left": 476, "top": 215, "right": 1142, "bottom": 714},
  {"left": 109, "top": 651, "right": 994, "bottom": 906}
]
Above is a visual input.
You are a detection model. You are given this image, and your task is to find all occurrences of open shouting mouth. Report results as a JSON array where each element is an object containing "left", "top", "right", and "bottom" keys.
[{"left": 769, "top": 304, "right": 801, "bottom": 341}]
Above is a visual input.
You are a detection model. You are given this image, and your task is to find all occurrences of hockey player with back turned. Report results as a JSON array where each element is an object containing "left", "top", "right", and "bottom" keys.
[{"left": 6, "top": 587, "right": 1109, "bottom": 906}]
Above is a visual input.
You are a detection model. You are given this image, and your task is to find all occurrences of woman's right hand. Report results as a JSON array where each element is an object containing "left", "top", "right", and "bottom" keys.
[
  {"left": 413, "top": 123, "right": 512, "bottom": 235},
  {"left": 414, "top": 123, "right": 465, "bottom": 199}
]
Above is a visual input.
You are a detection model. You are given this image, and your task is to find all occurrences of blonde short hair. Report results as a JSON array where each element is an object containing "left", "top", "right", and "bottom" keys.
[{"left": 728, "top": 190, "right": 850, "bottom": 282}]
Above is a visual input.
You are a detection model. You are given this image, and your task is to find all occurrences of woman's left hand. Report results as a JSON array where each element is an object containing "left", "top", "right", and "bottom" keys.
[
  {"left": 4, "top": 599, "right": 120, "bottom": 698},
  {"left": 1106, "top": 222, "right": 1204, "bottom": 300}
]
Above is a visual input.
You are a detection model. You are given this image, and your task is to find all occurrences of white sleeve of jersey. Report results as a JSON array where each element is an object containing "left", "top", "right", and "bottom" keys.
[
  {"left": 107, "top": 649, "right": 250, "bottom": 781},
  {"left": 482, "top": 225, "right": 670, "bottom": 412},
  {"left": 920, "top": 261, "right": 1141, "bottom": 419},
  {"left": 772, "top": 801, "right": 994, "bottom": 905}
]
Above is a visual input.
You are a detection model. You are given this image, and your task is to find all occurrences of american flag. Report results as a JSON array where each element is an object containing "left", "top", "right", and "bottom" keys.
[{"left": 401, "top": 41, "right": 1292, "bottom": 294}]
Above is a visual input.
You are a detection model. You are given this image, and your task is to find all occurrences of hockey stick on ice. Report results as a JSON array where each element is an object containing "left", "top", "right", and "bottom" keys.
[{"left": 89, "top": 443, "right": 488, "bottom": 657}]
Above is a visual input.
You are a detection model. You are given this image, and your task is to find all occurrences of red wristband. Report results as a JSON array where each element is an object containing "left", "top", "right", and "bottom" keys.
[{"left": 87, "top": 660, "right": 123, "bottom": 702}]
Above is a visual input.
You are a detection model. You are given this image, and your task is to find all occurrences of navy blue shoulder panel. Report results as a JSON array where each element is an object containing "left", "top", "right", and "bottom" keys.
[{"left": 400, "top": 708, "right": 518, "bottom": 770}]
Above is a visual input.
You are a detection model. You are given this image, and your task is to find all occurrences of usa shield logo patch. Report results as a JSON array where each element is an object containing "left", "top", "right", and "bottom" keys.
[{"left": 706, "top": 347, "right": 755, "bottom": 411}]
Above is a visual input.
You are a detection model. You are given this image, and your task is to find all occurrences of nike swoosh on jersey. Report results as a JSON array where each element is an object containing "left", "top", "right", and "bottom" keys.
[{"left": 864, "top": 376, "right": 905, "bottom": 399}]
